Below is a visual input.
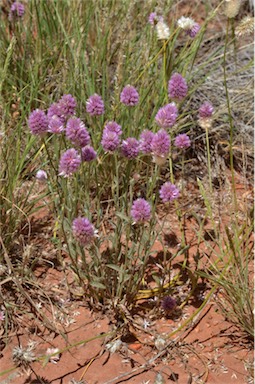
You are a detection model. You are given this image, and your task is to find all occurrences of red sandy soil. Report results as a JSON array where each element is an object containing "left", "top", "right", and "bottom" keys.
[{"left": 0, "top": 174, "right": 253, "bottom": 384}]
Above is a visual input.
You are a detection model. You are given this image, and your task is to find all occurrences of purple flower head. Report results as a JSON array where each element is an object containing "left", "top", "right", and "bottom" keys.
[
  {"left": 161, "top": 296, "right": 177, "bottom": 313},
  {"left": 151, "top": 129, "right": 170, "bottom": 157},
  {"left": 168, "top": 73, "right": 188, "bottom": 102},
  {"left": 174, "top": 133, "right": 191, "bottom": 149},
  {"left": 121, "top": 137, "right": 140, "bottom": 159},
  {"left": 86, "top": 94, "right": 104, "bottom": 116},
  {"left": 72, "top": 217, "right": 96, "bottom": 246},
  {"left": 101, "top": 130, "right": 120, "bottom": 152},
  {"left": 139, "top": 130, "right": 155, "bottom": 154},
  {"left": 9, "top": 2, "right": 25, "bottom": 19},
  {"left": 48, "top": 115, "right": 64, "bottom": 134},
  {"left": 104, "top": 121, "right": 122, "bottom": 136},
  {"left": 155, "top": 103, "right": 178, "bottom": 128},
  {"left": 58, "top": 94, "right": 76, "bottom": 118},
  {"left": 160, "top": 182, "right": 180, "bottom": 203},
  {"left": 81, "top": 145, "right": 97, "bottom": 162},
  {"left": 186, "top": 23, "right": 200, "bottom": 38},
  {"left": 199, "top": 102, "right": 214, "bottom": 119},
  {"left": 131, "top": 198, "right": 151, "bottom": 223},
  {"left": 59, "top": 148, "right": 81, "bottom": 177},
  {"left": 47, "top": 102, "right": 65, "bottom": 123},
  {"left": 66, "top": 117, "right": 90, "bottom": 147},
  {"left": 36, "top": 170, "right": 48, "bottom": 182},
  {"left": 28, "top": 109, "right": 48, "bottom": 136},
  {"left": 120, "top": 85, "right": 139, "bottom": 106}
]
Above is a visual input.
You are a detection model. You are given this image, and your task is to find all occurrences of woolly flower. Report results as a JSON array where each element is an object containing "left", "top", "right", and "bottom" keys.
[
  {"left": 120, "top": 85, "right": 139, "bottom": 106},
  {"left": 161, "top": 296, "right": 177, "bottom": 313},
  {"left": 160, "top": 182, "right": 180, "bottom": 203},
  {"left": 36, "top": 170, "right": 48, "bottom": 182},
  {"left": 148, "top": 12, "right": 163, "bottom": 26},
  {"left": 156, "top": 20, "right": 170, "bottom": 40},
  {"left": 101, "top": 130, "right": 120, "bottom": 152},
  {"left": 177, "top": 16, "right": 195, "bottom": 30},
  {"left": 187, "top": 23, "right": 200, "bottom": 38},
  {"left": 104, "top": 121, "right": 122, "bottom": 136},
  {"left": 131, "top": 198, "right": 151, "bottom": 224},
  {"left": 45, "top": 348, "right": 60, "bottom": 364},
  {"left": 66, "top": 117, "right": 90, "bottom": 147},
  {"left": 48, "top": 115, "right": 64, "bottom": 134},
  {"left": 28, "top": 109, "right": 48, "bottom": 135},
  {"left": 81, "top": 145, "right": 97, "bottom": 162},
  {"left": 235, "top": 16, "right": 254, "bottom": 37},
  {"left": 58, "top": 94, "right": 76, "bottom": 118},
  {"left": 151, "top": 129, "right": 170, "bottom": 157},
  {"left": 59, "top": 148, "right": 81, "bottom": 177},
  {"left": 224, "top": 0, "right": 242, "bottom": 18},
  {"left": 174, "top": 133, "right": 191, "bottom": 149},
  {"left": 47, "top": 102, "right": 64, "bottom": 123},
  {"left": 168, "top": 73, "right": 188, "bottom": 102},
  {"left": 139, "top": 129, "right": 155, "bottom": 154},
  {"left": 199, "top": 102, "right": 214, "bottom": 119},
  {"left": 155, "top": 103, "right": 178, "bottom": 128},
  {"left": 121, "top": 137, "right": 140, "bottom": 159},
  {"left": 86, "top": 94, "right": 105, "bottom": 116},
  {"left": 9, "top": 2, "right": 25, "bottom": 20},
  {"left": 72, "top": 217, "right": 96, "bottom": 246}
]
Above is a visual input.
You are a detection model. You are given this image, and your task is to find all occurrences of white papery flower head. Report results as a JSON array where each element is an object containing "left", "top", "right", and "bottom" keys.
[
  {"left": 156, "top": 20, "right": 170, "bottom": 40},
  {"left": 177, "top": 16, "right": 195, "bottom": 30}
]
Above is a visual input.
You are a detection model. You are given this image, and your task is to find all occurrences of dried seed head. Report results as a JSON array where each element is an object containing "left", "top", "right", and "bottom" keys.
[
  {"left": 235, "top": 16, "right": 254, "bottom": 37},
  {"left": 224, "top": 0, "right": 242, "bottom": 18},
  {"left": 12, "top": 345, "right": 36, "bottom": 366}
]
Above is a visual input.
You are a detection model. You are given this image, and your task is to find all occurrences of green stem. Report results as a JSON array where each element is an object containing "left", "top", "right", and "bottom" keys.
[{"left": 205, "top": 126, "right": 212, "bottom": 194}]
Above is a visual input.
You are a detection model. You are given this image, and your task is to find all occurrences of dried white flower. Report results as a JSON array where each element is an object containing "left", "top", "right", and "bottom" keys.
[
  {"left": 105, "top": 339, "right": 122, "bottom": 353},
  {"left": 154, "top": 336, "right": 167, "bottom": 351},
  {"left": 235, "top": 16, "right": 254, "bottom": 37},
  {"left": 224, "top": 0, "right": 242, "bottom": 18},
  {"left": 46, "top": 348, "right": 60, "bottom": 363},
  {"left": 156, "top": 20, "right": 170, "bottom": 40},
  {"left": 154, "top": 373, "right": 165, "bottom": 384},
  {"left": 177, "top": 16, "right": 195, "bottom": 30},
  {"left": 12, "top": 344, "right": 36, "bottom": 366}
]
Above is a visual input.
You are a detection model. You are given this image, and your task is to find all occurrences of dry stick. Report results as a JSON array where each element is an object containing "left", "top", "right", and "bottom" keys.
[{"left": 0, "top": 236, "right": 61, "bottom": 335}]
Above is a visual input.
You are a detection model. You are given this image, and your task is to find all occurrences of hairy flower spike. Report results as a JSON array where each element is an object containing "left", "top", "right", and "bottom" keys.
[
  {"left": 101, "top": 130, "right": 120, "bottom": 152},
  {"left": 58, "top": 94, "right": 76, "bottom": 118},
  {"left": 104, "top": 121, "right": 122, "bottom": 136},
  {"left": 160, "top": 182, "right": 180, "bottom": 203},
  {"left": 28, "top": 109, "right": 48, "bottom": 135},
  {"left": 48, "top": 115, "right": 64, "bottom": 134},
  {"left": 155, "top": 103, "right": 178, "bottom": 128},
  {"left": 72, "top": 217, "right": 97, "bottom": 246},
  {"left": 86, "top": 94, "right": 104, "bottom": 116},
  {"left": 187, "top": 23, "right": 200, "bottom": 38},
  {"left": 177, "top": 16, "right": 195, "bottom": 30},
  {"left": 235, "top": 16, "right": 254, "bottom": 37},
  {"left": 148, "top": 12, "right": 163, "bottom": 26},
  {"left": 224, "top": 0, "right": 242, "bottom": 18},
  {"left": 121, "top": 137, "right": 140, "bottom": 159},
  {"left": 81, "top": 145, "right": 97, "bottom": 162},
  {"left": 131, "top": 198, "right": 151, "bottom": 223},
  {"left": 9, "top": 1, "right": 25, "bottom": 20},
  {"left": 139, "top": 130, "right": 155, "bottom": 154},
  {"left": 174, "top": 133, "right": 191, "bottom": 149},
  {"left": 120, "top": 85, "right": 139, "bottom": 106},
  {"left": 66, "top": 117, "right": 90, "bottom": 147},
  {"left": 156, "top": 20, "right": 170, "bottom": 40},
  {"left": 199, "top": 102, "right": 214, "bottom": 119},
  {"left": 59, "top": 148, "right": 81, "bottom": 177},
  {"left": 168, "top": 73, "right": 188, "bottom": 102}
]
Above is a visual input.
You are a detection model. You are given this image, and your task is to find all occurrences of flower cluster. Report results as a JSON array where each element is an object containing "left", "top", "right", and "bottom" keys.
[
  {"left": 59, "top": 148, "right": 81, "bottom": 177},
  {"left": 139, "top": 130, "right": 155, "bottom": 154},
  {"left": 160, "top": 182, "right": 180, "bottom": 203},
  {"left": 156, "top": 20, "right": 170, "bottom": 40},
  {"left": 81, "top": 145, "right": 97, "bottom": 162},
  {"left": 198, "top": 101, "right": 214, "bottom": 129},
  {"left": 28, "top": 109, "right": 48, "bottom": 136},
  {"left": 174, "top": 133, "right": 191, "bottom": 149},
  {"left": 72, "top": 217, "right": 96, "bottom": 246},
  {"left": 177, "top": 16, "right": 200, "bottom": 38},
  {"left": 131, "top": 198, "right": 151, "bottom": 223},
  {"left": 9, "top": 1, "right": 25, "bottom": 20},
  {"left": 66, "top": 117, "right": 90, "bottom": 147},
  {"left": 86, "top": 94, "right": 104, "bottom": 116},
  {"left": 101, "top": 130, "right": 120, "bottom": 152},
  {"left": 120, "top": 85, "right": 139, "bottom": 106},
  {"left": 151, "top": 129, "right": 170, "bottom": 166},
  {"left": 121, "top": 137, "right": 140, "bottom": 159},
  {"left": 168, "top": 73, "right": 188, "bottom": 102},
  {"left": 155, "top": 103, "right": 178, "bottom": 128}
]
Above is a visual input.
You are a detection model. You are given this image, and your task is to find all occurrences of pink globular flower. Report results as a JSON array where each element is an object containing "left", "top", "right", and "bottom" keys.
[
  {"left": 168, "top": 73, "right": 188, "bottom": 102},
  {"left": 58, "top": 94, "right": 77, "bottom": 118},
  {"left": 174, "top": 133, "right": 191, "bottom": 149},
  {"left": 187, "top": 23, "right": 200, "bottom": 38},
  {"left": 47, "top": 102, "right": 64, "bottom": 122},
  {"left": 9, "top": 1, "right": 25, "bottom": 20},
  {"left": 161, "top": 296, "right": 177, "bottom": 314},
  {"left": 28, "top": 109, "right": 48, "bottom": 135},
  {"left": 36, "top": 170, "right": 48, "bottom": 182},
  {"left": 199, "top": 102, "right": 214, "bottom": 119},
  {"left": 66, "top": 117, "right": 90, "bottom": 147},
  {"left": 160, "top": 182, "right": 180, "bottom": 203},
  {"left": 151, "top": 129, "right": 170, "bottom": 157},
  {"left": 101, "top": 130, "right": 120, "bottom": 152},
  {"left": 120, "top": 85, "right": 139, "bottom": 106},
  {"left": 59, "top": 148, "right": 81, "bottom": 177},
  {"left": 81, "top": 145, "right": 97, "bottom": 162},
  {"left": 104, "top": 121, "right": 122, "bottom": 136},
  {"left": 121, "top": 137, "right": 140, "bottom": 159},
  {"left": 86, "top": 94, "right": 104, "bottom": 116},
  {"left": 48, "top": 115, "right": 64, "bottom": 134},
  {"left": 155, "top": 103, "right": 178, "bottom": 128},
  {"left": 148, "top": 12, "right": 163, "bottom": 25},
  {"left": 131, "top": 198, "right": 151, "bottom": 223},
  {"left": 139, "top": 130, "right": 155, "bottom": 154},
  {"left": 72, "top": 217, "right": 97, "bottom": 246}
]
